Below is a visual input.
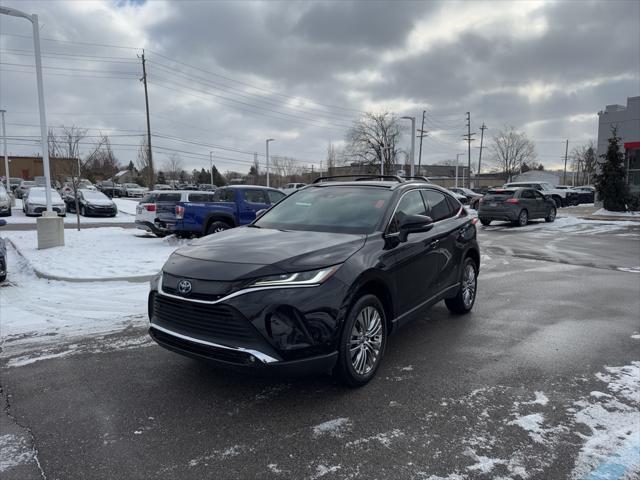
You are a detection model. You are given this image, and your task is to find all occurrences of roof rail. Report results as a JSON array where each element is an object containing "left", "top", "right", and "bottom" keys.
[
  {"left": 312, "top": 174, "right": 404, "bottom": 184},
  {"left": 403, "top": 176, "right": 432, "bottom": 183}
]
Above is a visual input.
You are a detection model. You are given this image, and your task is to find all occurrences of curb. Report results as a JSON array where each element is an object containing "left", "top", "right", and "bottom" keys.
[
  {"left": 6, "top": 238, "right": 155, "bottom": 283},
  {"left": 579, "top": 215, "right": 640, "bottom": 223}
]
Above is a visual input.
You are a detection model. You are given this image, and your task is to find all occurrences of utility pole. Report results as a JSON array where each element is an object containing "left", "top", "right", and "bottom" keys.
[
  {"left": 266, "top": 139, "right": 274, "bottom": 187},
  {"left": 562, "top": 139, "right": 569, "bottom": 185},
  {"left": 1, "top": 110, "right": 9, "bottom": 190},
  {"left": 477, "top": 123, "right": 487, "bottom": 188},
  {"left": 463, "top": 112, "right": 475, "bottom": 189},
  {"left": 417, "top": 110, "right": 427, "bottom": 174},
  {"left": 140, "top": 50, "right": 154, "bottom": 188},
  {"left": 455, "top": 153, "right": 465, "bottom": 188},
  {"left": 401, "top": 116, "right": 416, "bottom": 176}
]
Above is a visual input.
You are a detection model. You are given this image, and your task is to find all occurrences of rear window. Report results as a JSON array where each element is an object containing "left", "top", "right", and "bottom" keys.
[
  {"left": 140, "top": 193, "right": 157, "bottom": 203},
  {"left": 485, "top": 190, "right": 515, "bottom": 201},
  {"left": 157, "top": 193, "right": 182, "bottom": 202}
]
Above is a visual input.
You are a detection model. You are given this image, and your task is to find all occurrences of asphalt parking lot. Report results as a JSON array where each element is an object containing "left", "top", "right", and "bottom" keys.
[{"left": 1, "top": 219, "right": 639, "bottom": 479}]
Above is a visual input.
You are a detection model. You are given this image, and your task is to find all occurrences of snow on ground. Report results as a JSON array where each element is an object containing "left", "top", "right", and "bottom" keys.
[
  {"left": 0, "top": 242, "right": 152, "bottom": 364},
  {"left": 112, "top": 197, "right": 140, "bottom": 215},
  {"left": 4, "top": 227, "right": 186, "bottom": 280},
  {"left": 7, "top": 199, "right": 135, "bottom": 224},
  {"left": 593, "top": 208, "right": 640, "bottom": 217},
  {"left": 312, "top": 418, "right": 352, "bottom": 438}
]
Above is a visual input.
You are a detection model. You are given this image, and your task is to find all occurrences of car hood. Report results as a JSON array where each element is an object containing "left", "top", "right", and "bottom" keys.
[{"left": 163, "top": 226, "right": 366, "bottom": 281}]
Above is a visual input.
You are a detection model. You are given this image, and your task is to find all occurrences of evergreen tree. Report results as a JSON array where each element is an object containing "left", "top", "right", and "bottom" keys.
[
  {"left": 127, "top": 160, "right": 135, "bottom": 172},
  {"left": 157, "top": 171, "right": 166, "bottom": 184},
  {"left": 594, "top": 127, "right": 628, "bottom": 211}
]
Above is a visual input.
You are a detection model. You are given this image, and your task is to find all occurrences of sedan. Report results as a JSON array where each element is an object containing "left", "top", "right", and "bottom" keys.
[
  {"left": 65, "top": 189, "right": 118, "bottom": 217},
  {"left": 123, "top": 183, "right": 148, "bottom": 197},
  {"left": 15, "top": 180, "right": 36, "bottom": 199},
  {"left": 0, "top": 185, "right": 11, "bottom": 217},
  {"left": 23, "top": 187, "right": 66, "bottom": 217},
  {"left": 478, "top": 187, "right": 556, "bottom": 226}
]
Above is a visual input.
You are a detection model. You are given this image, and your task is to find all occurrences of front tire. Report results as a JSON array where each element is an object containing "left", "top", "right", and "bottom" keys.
[
  {"left": 545, "top": 207, "right": 557, "bottom": 223},
  {"left": 445, "top": 257, "right": 478, "bottom": 314},
  {"left": 335, "top": 294, "right": 387, "bottom": 387}
]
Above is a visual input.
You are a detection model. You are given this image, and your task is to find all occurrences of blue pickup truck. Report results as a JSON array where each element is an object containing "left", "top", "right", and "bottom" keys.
[{"left": 156, "top": 185, "right": 286, "bottom": 237}]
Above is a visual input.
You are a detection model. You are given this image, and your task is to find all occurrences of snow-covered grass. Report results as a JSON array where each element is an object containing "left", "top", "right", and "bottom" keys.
[
  {"left": 7, "top": 199, "right": 135, "bottom": 224},
  {"left": 112, "top": 197, "right": 140, "bottom": 215},
  {"left": 593, "top": 208, "right": 640, "bottom": 217},
  {"left": 4, "top": 227, "right": 186, "bottom": 280}
]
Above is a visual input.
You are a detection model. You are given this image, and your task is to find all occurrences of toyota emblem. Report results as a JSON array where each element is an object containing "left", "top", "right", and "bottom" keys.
[{"left": 177, "top": 279, "right": 192, "bottom": 295}]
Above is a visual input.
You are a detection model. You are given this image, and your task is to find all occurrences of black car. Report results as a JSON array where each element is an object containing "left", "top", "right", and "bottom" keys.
[
  {"left": 567, "top": 186, "right": 595, "bottom": 205},
  {"left": 96, "top": 181, "right": 124, "bottom": 198},
  {"left": 0, "top": 218, "right": 6, "bottom": 282},
  {"left": 449, "top": 187, "right": 483, "bottom": 209},
  {"left": 65, "top": 189, "right": 118, "bottom": 217},
  {"left": 478, "top": 188, "right": 557, "bottom": 226},
  {"left": 148, "top": 176, "right": 480, "bottom": 386}
]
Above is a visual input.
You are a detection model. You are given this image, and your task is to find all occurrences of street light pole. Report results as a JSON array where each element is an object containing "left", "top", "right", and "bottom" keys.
[
  {"left": 455, "top": 153, "right": 465, "bottom": 188},
  {"left": 265, "top": 139, "right": 274, "bottom": 187},
  {"left": 401, "top": 116, "right": 416, "bottom": 176},
  {"left": 1, "top": 110, "right": 9, "bottom": 190}
]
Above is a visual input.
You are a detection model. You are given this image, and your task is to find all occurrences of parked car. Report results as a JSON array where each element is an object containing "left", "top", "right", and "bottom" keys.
[
  {"left": 136, "top": 190, "right": 214, "bottom": 237},
  {"left": 96, "top": 181, "right": 125, "bottom": 198},
  {"left": 0, "top": 218, "right": 6, "bottom": 282},
  {"left": 282, "top": 182, "right": 307, "bottom": 195},
  {"left": 64, "top": 189, "right": 118, "bottom": 217},
  {"left": 198, "top": 184, "right": 217, "bottom": 191},
  {"left": 15, "top": 180, "right": 36, "bottom": 199},
  {"left": 156, "top": 185, "right": 286, "bottom": 237},
  {"left": 449, "top": 187, "right": 483, "bottom": 209},
  {"left": 0, "top": 185, "right": 11, "bottom": 216},
  {"left": 148, "top": 176, "right": 480, "bottom": 385},
  {"left": 23, "top": 187, "right": 66, "bottom": 217},
  {"left": 567, "top": 186, "right": 595, "bottom": 205},
  {"left": 123, "top": 183, "right": 148, "bottom": 198},
  {"left": 446, "top": 189, "right": 470, "bottom": 206},
  {"left": 177, "top": 184, "right": 199, "bottom": 191},
  {"left": 478, "top": 188, "right": 556, "bottom": 226},
  {"left": 154, "top": 184, "right": 174, "bottom": 191},
  {"left": 503, "top": 181, "right": 567, "bottom": 207}
]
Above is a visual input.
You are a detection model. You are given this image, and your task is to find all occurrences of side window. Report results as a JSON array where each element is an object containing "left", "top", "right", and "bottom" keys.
[
  {"left": 533, "top": 190, "right": 545, "bottom": 200},
  {"left": 243, "top": 190, "right": 267, "bottom": 204},
  {"left": 388, "top": 190, "right": 427, "bottom": 234},
  {"left": 521, "top": 190, "right": 535, "bottom": 199},
  {"left": 267, "top": 190, "right": 286, "bottom": 204},
  {"left": 423, "top": 190, "right": 455, "bottom": 222},
  {"left": 445, "top": 194, "right": 461, "bottom": 213}
]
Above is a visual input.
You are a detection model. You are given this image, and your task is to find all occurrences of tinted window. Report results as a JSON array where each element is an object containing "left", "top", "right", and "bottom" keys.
[
  {"left": 267, "top": 190, "right": 286, "bottom": 204},
  {"left": 255, "top": 186, "right": 392, "bottom": 234},
  {"left": 446, "top": 194, "right": 462, "bottom": 212},
  {"left": 243, "top": 190, "right": 267, "bottom": 204},
  {"left": 388, "top": 190, "right": 427, "bottom": 234},
  {"left": 214, "top": 189, "right": 235, "bottom": 202},
  {"left": 423, "top": 190, "right": 455, "bottom": 221},
  {"left": 187, "top": 193, "right": 215, "bottom": 202},
  {"left": 157, "top": 193, "right": 181, "bottom": 202},
  {"left": 533, "top": 190, "right": 545, "bottom": 200},
  {"left": 521, "top": 189, "right": 535, "bottom": 199}
]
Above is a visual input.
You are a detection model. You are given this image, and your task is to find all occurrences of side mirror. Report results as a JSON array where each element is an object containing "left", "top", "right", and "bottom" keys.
[{"left": 398, "top": 214, "right": 434, "bottom": 242}]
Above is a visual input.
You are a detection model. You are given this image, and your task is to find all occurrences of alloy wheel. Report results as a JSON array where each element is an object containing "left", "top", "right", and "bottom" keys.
[
  {"left": 519, "top": 210, "right": 528, "bottom": 226},
  {"left": 462, "top": 263, "right": 477, "bottom": 308},
  {"left": 349, "top": 306, "right": 383, "bottom": 376}
]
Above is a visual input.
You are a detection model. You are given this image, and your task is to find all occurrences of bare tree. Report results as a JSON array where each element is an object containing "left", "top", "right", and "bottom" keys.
[
  {"left": 326, "top": 142, "right": 339, "bottom": 176},
  {"left": 163, "top": 154, "right": 183, "bottom": 184},
  {"left": 489, "top": 126, "right": 537, "bottom": 181},
  {"left": 345, "top": 112, "right": 402, "bottom": 174},
  {"left": 136, "top": 137, "right": 153, "bottom": 185},
  {"left": 571, "top": 140, "right": 597, "bottom": 185}
]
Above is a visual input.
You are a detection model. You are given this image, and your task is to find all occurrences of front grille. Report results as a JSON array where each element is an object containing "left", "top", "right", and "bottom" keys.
[
  {"left": 162, "top": 272, "right": 236, "bottom": 301},
  {"left": 150, "top": 328, "right": 254, "bottom": 364},
  {"left": 161, "top": 285, "right": 224, "bottom": 301},
  {"left": 153, "top": 293, "right": 259, "bottom": 342}
]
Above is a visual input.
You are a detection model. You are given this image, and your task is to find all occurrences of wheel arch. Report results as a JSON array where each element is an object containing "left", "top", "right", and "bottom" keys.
[
  {"left": 347, "top": 275, "right": 395, "bottom": 335},
  {"left": 203, "top": 213, "right": 236, "bottom": 233}
]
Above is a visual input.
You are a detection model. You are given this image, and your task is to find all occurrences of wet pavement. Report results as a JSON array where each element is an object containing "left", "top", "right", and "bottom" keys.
[{"left": 1, "top": 219, "right": 639, "bottom": 479}]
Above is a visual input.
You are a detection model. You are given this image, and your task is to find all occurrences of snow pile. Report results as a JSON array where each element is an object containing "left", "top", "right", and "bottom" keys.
[
  {"left": 593, "top": 208, "right": 640, "bottom": 217},
  {"left": 312, "top": 418, "right": 352, "bottom": 438},
  {"left": 4, "top": 227, "right": 186, "bottom": 280},
  {"left": 0, "top": 434, "right": 35, "bottom": 472}
]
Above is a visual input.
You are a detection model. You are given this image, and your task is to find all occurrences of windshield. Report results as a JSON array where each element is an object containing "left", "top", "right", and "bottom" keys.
[
  {"left": 22, "top": 181, "right": 36, "bottom": 187},
  {"left": 254, "top": 186, "right": 392, "bottom": 234},
  {"left": 125, "top": 184, "right": 140, "bottom": 188},
  {"left": 82, "top": 191, "right": 109, "bottom": 200}
]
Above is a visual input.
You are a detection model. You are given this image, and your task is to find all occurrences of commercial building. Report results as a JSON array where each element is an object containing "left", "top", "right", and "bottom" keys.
[
  {"left": 0, "top": 155, "right": 78, "bottom": 181},
  {"left": 597, "top": 96, "right": 640, "bottom": 195}
]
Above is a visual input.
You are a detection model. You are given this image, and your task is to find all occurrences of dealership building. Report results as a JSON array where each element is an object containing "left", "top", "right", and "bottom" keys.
[{"left": 597, "top": 96, "right": 640, "bottom": 195}]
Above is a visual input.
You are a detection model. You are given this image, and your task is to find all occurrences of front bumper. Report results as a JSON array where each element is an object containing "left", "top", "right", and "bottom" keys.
[
  {"left": 148, "top": 274, "right": 348, "bottom": 374},
  {"left": 29, "top": 205, "right": 66, "bottom": 216},
  {"left": 85, "top": 205, "right": 117, "bottom": 216}
]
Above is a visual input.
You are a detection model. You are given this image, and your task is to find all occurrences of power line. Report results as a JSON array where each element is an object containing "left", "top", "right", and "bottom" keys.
[{"left": 0, "top": 61, "right": 139, "bottom": 75}]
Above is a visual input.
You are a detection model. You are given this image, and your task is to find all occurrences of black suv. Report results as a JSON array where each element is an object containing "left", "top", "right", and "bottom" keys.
[{"left": 148, "top": 176, "right": 480, "bottom": 386}]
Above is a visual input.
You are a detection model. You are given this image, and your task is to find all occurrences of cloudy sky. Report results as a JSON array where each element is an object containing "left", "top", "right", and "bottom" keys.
[{"left": 1, "top": 0, "right": 638, "bottom": 176}]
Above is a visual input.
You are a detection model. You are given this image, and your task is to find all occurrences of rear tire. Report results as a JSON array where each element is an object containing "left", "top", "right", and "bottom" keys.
[
  {"left": 545, "top": 207, "right": 557, "bottom": 223},
  {"left": 445, "top": 257, "right": 478, "bottom": 315},
  {"left": 335, "top": 294, "right": 387, "bottom": 387},
  {"left": 479, "top": 218, "right": 491, "bottom": 226},
  {"left": 206, "top": 220, "right": 231, "bottom": 235},
  {"left": 513, "top": 209, "right": 528, "bottom": 227}
]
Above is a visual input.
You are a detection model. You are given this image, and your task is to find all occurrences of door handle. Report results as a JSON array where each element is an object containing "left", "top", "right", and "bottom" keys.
[{"left": 428, "top": 239, "right": 440, "bottom": 249}]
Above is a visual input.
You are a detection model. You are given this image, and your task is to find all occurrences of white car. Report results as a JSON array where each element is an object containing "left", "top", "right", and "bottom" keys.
[
  {"left": 135, "top": 190, "right": 216, "bottom": 236},
  {"left": 503, "top": 181, "right": 568, "bottom": 207},
  {"left": 123, "top": 183, "right": 148, "bottom": 198},
  {"left": 0, "top": 185, "right": 11, "bottom": 217},
  {"left": 23, "top": 187, "right": 66, "bottom": 217},
  {"left": 282, "top": 183, "right": 307, "bottom": 195}
]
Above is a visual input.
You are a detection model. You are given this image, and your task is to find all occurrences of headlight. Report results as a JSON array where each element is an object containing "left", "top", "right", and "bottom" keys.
[{"left": 250, "top": 265, "right": 340, "bottom": 287}]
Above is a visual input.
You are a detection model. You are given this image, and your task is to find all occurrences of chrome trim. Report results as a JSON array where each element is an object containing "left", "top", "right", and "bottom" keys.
[
  {"left": 392, "top": 283, "right": 460, "bottom": 323},
  {"left": 157, "top": 275, "right": 318, "bottom": 306},
  {"left": 150, "top": 323, "right": 279, "bottom": 364}
]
